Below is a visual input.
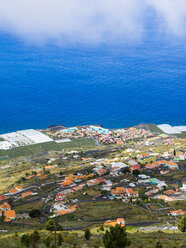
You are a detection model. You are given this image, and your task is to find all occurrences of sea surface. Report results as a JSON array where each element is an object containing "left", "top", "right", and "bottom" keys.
[{"left": 0, "top": 33, "right": 186, "bottom": 134}]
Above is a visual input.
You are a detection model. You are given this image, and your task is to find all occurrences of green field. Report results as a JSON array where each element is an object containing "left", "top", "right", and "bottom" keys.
[
  {"left": 56, "top": 201, "right": 163, "bottom": 229},
  {"left": 174, "top": 132, "right": 186, "bottom": 138},
  {"left": 0, "top": 138, "right": 97, "bottom": 158},
  {"left": 144, "top": 124, "right": 165, "bottom": 134}
]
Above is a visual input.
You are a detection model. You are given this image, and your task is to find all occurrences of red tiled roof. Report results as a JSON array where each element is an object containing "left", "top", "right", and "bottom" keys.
[{"left": 164, "top": 190, "right": 176, "bottom": 195}]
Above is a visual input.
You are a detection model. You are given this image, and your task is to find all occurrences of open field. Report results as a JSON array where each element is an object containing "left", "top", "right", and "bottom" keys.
[
  {"left": 0, "top": 138, "right": 97, "bottom": 159},
  {"left": 56, "top": 201, "right": 164, "bottom": 229},
  {"left": 174, "top": 132, "right": 186, "bottom": 138},
  {"left": 144, "top": 124, "right": 165, "bottom": 134},
  {"left": 0, "top": 228, "right": 185, "bottom": 248}
]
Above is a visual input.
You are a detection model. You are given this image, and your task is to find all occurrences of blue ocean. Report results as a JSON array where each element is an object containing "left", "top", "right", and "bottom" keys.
[{"left": 0, "top": 33, "right": 186, "bottom": 134}]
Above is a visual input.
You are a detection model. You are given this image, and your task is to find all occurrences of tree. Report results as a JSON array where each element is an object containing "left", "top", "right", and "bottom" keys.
[
  {"left": 45, "top": 219, "right": 56, "bottom": 231},
  {"left": 29, "top": 209, "right": 41, "bottom": 218},
  {"left": 30, "top": 231, "right": 40, "bottom": 248},
  {"left": 45, "top": 219, "right": 63, "bottom": 231},
  {"left": 132, "top": 169, "right": 140, "bottom": 176},
  {"left": 173, "top": 149, "right": 176, "bottom": 157},
  {"left": 57, "top": 233, "right": 63, "bottom": 246},
  {"left": 21, "top": 234, "right": 30, "bottom": 247},
  {"left": 21, "top": 176, "right": 26, "bottom": 182},
  {"left": 32, "top": 171, "right": 37, "bottom": 176},
  {"left": 103, "top": 224, "right": 130, "bottom": 248},
  {"left": 100, "top": 225, "right": 104, "bottom": 231},
  {"left": 44, "top": 236, "right": 52, "bottom": 247},
  {"left": 120, "top": 167, "right": 130, "bottom": 174},
  {"left": 85, "top": 228, "right": 91, "bottom": 240},
  {"left": 178, "top": 216, "right": 186, "bottom": 232},
  {"left": 0, "top": 211, "right": 5, "bottom": 225},
  {"left": 140, "top": 194, "right": 148, "bottom": 201},
  {"left": 156, "top": 241, "right": 162, "bottom": 248}
]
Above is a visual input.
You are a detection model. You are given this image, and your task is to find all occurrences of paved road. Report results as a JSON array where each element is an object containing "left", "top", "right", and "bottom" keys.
[
  {"left": 12, "top": 196, "right": 43, "bottom": 207},
  {"left": 5, "top": 185, "right": 41, "bottom": 197},
  {"left": 62, "top": 221, "right": 161, "bottom": 231},
  {"left": 139, "top": 224, "right": 178, "bottom": 231}
]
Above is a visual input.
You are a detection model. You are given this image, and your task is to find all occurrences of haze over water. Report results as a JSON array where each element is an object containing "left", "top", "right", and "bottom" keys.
[{"left": 0, "top": 0, "right": 186, "bottom": 134}]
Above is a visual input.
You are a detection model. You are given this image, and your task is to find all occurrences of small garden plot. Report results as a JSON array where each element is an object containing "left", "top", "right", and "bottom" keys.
[{"left": 146, "top": 203, "right": 162, "bottom": 211}]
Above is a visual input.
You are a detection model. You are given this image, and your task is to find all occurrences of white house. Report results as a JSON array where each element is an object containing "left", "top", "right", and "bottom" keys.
[{"left": 180, "top": 181, "right": 186, "bottom": 192}]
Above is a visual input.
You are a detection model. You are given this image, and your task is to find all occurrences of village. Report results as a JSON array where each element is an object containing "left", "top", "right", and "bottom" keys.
[{"left": 0, "top": 124, "right": 185, "bottom": 235}]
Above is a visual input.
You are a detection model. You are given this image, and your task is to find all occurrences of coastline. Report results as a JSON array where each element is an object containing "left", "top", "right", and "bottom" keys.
[{"left": 0, "top": 122, "right": 186, "bottom": 136}]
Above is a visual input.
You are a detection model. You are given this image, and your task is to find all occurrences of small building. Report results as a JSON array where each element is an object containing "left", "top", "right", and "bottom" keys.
[
  {"left": 4, "top": 210, "right": 16, "bottom": 222},
  {"left": 164, "top": 190, "right": 176, "bottom": 196},
  {"left": 127, "top": 160, "right": 138, "bottom": 166},
  {"left": 111, "top": 187, "right": 126, "bottom": 197},
  {"left": 165, "top": 161, "right": 178, "bottom": 170},
  {"left": 97, "top": 168, "right": 107, "bottom": 176},
  {"left": 0, "top": 202, "right": 11, "bottom": 211},
  {"left": 170, "top": 209, "right": 186, "bottom": 216},
  {"left": 57, "top": 205, "right": 78, "bottom": 216},
  {"left": 40, "top": 174, "right": 48, "bottom": 180},
  {"left": 129, "top": 164, "right": 141, "bottom": 172},
  {"left": 160, "top": 170, "right": 169, "bottom": 175},
  {"left": 22, "top": 191, "right": 33, "bottom": 198},
  {"left": 61, "top": 178, "right": 73, "bottom": 187},
  {"left": 111, "top": 162, "right": 129, "bottom": 169},
  {"left": 181, "top": 181, "right": 186, "bottom": 192},
  {"left": 105, "top": 218, "right": 125, "bottom": 227},
  {"left": 126, "top": 188, "right": 138, "bottom": 198},
  {"left": 138, "top": 174, "right": 150, "bottom": 179}
]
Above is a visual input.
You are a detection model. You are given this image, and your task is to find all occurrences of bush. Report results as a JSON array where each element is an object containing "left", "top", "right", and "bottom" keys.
[
  {"left": 156, "top": 241, "right": 162, "bottom": 248},
  {"left": 57, "top": 234, "right": 63, "bottom": 246},
  {"left": 29, "top": 209, "right": 41, "bottom": 218},
  {"left": 100, "top": 225, "right": 104, "bottom": 231},
  {"left": 178, "top": 216, "right": 186, "bottom": 233},
  {"left": 45, "top": 219, "right": 63, "bottom": 231},
  {"left": 85, "top": 228, "right": 91, "bottom": 240},
  {"left": 21, "top": 231, "right": 40, "bottom": 248},
  {"left": 44, "top": 236, "right": 52, "bottom": 247},
  {"left": 103, "top": 224, "right": 130, "bottom": 248},
  {"left": 30, "top": 230, "right": 40, "bottom": 248},
  {"left": 21, "top": 234, "right": 30, "bottom": 247}
]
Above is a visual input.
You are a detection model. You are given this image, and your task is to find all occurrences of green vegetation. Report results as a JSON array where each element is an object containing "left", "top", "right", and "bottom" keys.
[
  {"left": 29, "top": 209, "right": 41, "bottom": 218},
  {"left": 145, "top": 124, "right": 165, "bottom": 134},
  {"left": 0, "top": 229, "right": 186, "bottom": 248},
  {"left": 85, "top": 228, "right": 91, "bottom": 240},
  {"left": 0, "top": 126, "right": 185, "bottom": 247},
  {"left": 103, "top": 225, "right": 130, "bottom": 248},
  {"left": 0, "top": 138, "right": 97, "bottom": 158},
  {"left": 174, "top": 132, "right": 186, "bottom": 138},
  {"left": 57, "top": 201, "right": 162, "bottom": 229},
  {"left": 45, "top": 219, "right": 63, "bottom": 231},
  {"left": 178, "top": 216, "right": 186, "bottom": 233}
]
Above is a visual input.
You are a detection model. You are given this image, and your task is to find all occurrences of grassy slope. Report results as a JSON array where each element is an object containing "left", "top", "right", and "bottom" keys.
[
  {"left": 57, "top": 201, "right": 163, "bottom": 229},
  {"left": 0, "top": 138, "right": 97, "bottom": 159},
  {"left": 144, "top": 124, "right": 165, "bottom": 134},
  {"left": 0, "top": 229, "right": 185, "bottom": 248},
  {"left": 174, "top": 132, "right": 186, "bottom": 138}
]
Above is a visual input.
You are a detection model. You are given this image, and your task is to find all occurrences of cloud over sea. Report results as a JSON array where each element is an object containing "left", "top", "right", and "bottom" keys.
[{"left": 0, "top": 0, "right": 186, "bottom": 44}]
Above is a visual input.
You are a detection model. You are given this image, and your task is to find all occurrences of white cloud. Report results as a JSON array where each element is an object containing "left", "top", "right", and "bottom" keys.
[
  {"left": 148, "top": 0, "right": 186, "bottom": 36},
  {"left": 0, "top": 0, "right": 185, "bottom": 44}
]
